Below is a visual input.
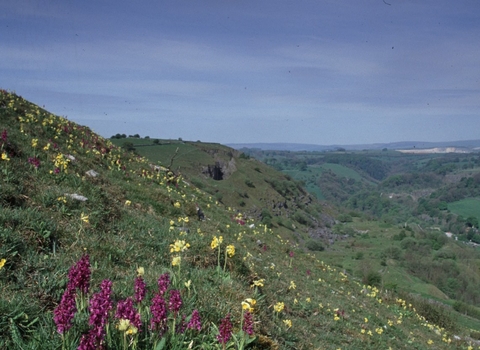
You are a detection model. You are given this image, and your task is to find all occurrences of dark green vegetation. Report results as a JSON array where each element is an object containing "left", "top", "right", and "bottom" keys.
[
  {"left": 243, "top": 148, "right": 480, "bottom": 234},
  {"left": 2, "top": 90, "right": 480, "bottom": 349}
]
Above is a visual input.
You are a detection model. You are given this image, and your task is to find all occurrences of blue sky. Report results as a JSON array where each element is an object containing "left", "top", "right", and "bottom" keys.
[{"left": 2, "top": 0, "right": 480, "bottom": 145}]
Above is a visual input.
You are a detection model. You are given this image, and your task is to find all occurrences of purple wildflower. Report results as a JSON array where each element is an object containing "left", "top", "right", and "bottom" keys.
[
  {"left": 68, "top": 255, "right": 91, "bottom": 294},
  {"left": 157, "top": 273, "right": 170, "bottom": 296},
  {"left": 115, "top": 297, "right": 141, "bottom": 330},
  {"left": 134, "top": 276, "right": 146, "bottom": 303},
  {"left": 289, "top": 251, "right": 294, "bottom": 258},
  {"left": 77, "top": 330, "right": 97, "bottom": 350},
  {"left": 88, "top": 279, "right": 113, "bottom": 345},
  {"left": 242, "top": 311, "right": 254, "bottom": 336},
  {"left": 28, "top": 156, "right": 41, "bottom": 169},
  {"left": 168, "top": 290, "right": 182, "bottom": 314},
  {"left": 1, "top": 129, "right": 7, "bottom": 142},
  {"left": 150, "top": 293, "right": 168, "bottom": 334},
  {"left": 187, "top": 309, "right": 202, "bottom": 331},
  {"left": 53, "top": 285, "right": 77, "bottom": 334},
  {"left": 217, "top": 314, "right": 233, "bottom": 345},
  {"left": 177, "top": 314, "right": 187, "bottom": 334}
]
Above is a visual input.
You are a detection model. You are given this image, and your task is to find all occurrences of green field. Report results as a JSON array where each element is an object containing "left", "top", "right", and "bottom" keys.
[{"left": 448, "top": 197, "right": 480, "bottom": 222}]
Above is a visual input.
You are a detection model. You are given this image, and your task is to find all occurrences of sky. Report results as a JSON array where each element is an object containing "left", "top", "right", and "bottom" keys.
[{"left": 1, "top": 0, "right": 480, "bottom": 145}]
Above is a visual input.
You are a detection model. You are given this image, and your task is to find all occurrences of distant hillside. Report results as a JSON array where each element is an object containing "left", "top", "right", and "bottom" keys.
[{"left": 228, "top": 139, "right": 480, "bottom": 152}]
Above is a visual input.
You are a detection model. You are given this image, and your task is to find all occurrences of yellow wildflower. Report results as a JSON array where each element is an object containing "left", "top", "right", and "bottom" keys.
[
  {"left": 0, "top": 258, "right": 6, "bottom": 270},
  {"left": 172, "top": 256, "right": 181, "bottom": 266},
  {"left": 118, "top": 318, "right": 130, "bottom": 331},
  {"left": 80, "top": 213, "right": 89, "bottom": 224},
  {"left": 31, "top": 138, "right": 38, "bottom": 148},
  {"left": 126, "top": 325, "right": 138, "bottom": 335},
  {"left": 170, "top": 239, "right": 190, "bottom": 253},
  {"left": 289, "top": 280, "right": 296, "bottom": 290},
  {"left": 375, "top": 327, "right": 383, "bottom": 335},
  {"left": 274, "top": 302, "right": 284, "bottom": 313},
  {"left": 125, "top": 200, "right": 131, "bottom": 206},
  {"left": 210, "top": 236, "right": 223, "bottom": 249},
  {"left": 137, "top": 267, "right": 144, "bottom": 276},
  {"left": 226, "top": 244, "right": 235, "bottom": 257},
  {"left": 242, "top": 298, "right": 256, "bottom": 312},
  {"left": 283, "top": 319, "right": 292, "bottom": 328},
  {"left": 252, "top": 279, "right": 265, "bottom": 287},
  {"left": 1, "top": 152, "right": 9, "bottom": 161},
  {"left": 174, "top": 201, "right": 181, "bottom": 208},
  {"left": 427, "top": 339, "right": 433, "bottom": 345}
]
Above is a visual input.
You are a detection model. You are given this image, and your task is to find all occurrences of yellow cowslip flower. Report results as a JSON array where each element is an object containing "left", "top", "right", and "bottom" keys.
[
  {"left": 118, "top": 318, "right": 130, "bottom": 331},
  {"left": 170, "top": 220, "right": 175, "bottom": 226},
  {"left": 210, "top": 236, "right": 223, "bottom": 250},
  {"left": 427, "top": 339, "right": 433, "bottom": 345},
  {"left": 0, "top": 258, "right": 6, "bottom": 270},
  {"left": 80, "top": 213, "right": 89, "bottom": 224},
  {"left": 252, "top": 279, "right": 265, "bottom": 288},
  {"left": 288, "top": 281, "right": 296, "bottom": 290},
  {"left": 125, "top": 200, "right": 131, "bottom": 206},
  {"left": 126, "top": 325, "right": 138, "bottom": 335},
  {"left": 364, "top": 317, "right": 368, "bottom": 323},
  {"left": 242, "top": 301, "right": 254, "bottom": 312},
  {"left": 184, "top": 280, "right": 191, "bottom": 288},
  {"left": 137, "top": 267, "right": 144, "bottom": 276},
  {"left": 283, "top": 319, "right": 292, "bottom": 328},
  {"left": 183, "top": 216, "right": 189, "bottom": 223},
  {"left": 1, "top": 152, "right": 10, "bottom": 161},
  {"left": 274, "top": 302, "right": 284, "bottom": 313},
  {"left": 306, "top": 297, "right": 311, "bottom": 303},
  {"left": 31, "top": 138, "right": 38, "bottom": 148},
  {"left": 174, "top": 201, "right": 181, "bottom": 208},
  {"left": 375, "top": 327, "right": 383, "bottom": 335},
  {"left": 170, "top": 239, "right": 190, "bottom": 253},
  {"left": 334, "top": 315, "right": 340, "bottom": 321},
  {"left": 226, "top": 244, "right": 235, "bottom": 257},
  {"left": 43, "top": 143, "right": 50, "bottom": 151},
  {"left": 172, "top": 256, "right": 181, "bottom": 266}
]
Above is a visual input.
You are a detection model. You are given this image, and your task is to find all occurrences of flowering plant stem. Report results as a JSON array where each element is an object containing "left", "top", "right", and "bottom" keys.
[{"left": 223, "top": 249, "right": 228, "bottom": 272}]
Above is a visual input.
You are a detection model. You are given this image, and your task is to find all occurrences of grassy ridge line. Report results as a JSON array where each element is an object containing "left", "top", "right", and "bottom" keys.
[{"left": 0, "top": 90, "right": 477, "bottom": 349}]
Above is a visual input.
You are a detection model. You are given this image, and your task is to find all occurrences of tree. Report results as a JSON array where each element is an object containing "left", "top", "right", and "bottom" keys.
[{"left": 466, "top": 216, "right": 479, "bottom": 229}]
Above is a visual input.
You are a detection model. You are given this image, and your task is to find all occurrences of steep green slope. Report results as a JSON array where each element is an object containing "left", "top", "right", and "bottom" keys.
[{"left": 0, "top": 90, "right": 478, "bottom": 349}]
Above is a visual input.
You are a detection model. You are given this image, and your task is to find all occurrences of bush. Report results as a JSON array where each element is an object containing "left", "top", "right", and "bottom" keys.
[
  {"left": 337, "top": 214, "right": 353, "bottom": 223},
  {"left": 409, "top": 297, "right": 459, "bottom": 332},
  {"left": 381, "top": 246, "right": 402, "bottom": 260},
  {"left": 305, "top": 239, "right": 324, "bottom": 251},
  {"left": 400, "top": 237, "right": 417, "bottom": 250},
  {"left": 245, "top": 179, "right": 255, "bottom": 188},
  {"left": 364, "top": 271, "right": 382, "bottom": 287}
]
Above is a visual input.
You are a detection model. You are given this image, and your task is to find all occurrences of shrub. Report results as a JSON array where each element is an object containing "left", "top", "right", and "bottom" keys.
[
  {"left": 364, "top": 271, "right": 382, "bottom": 287},
  {"left": 400, "top": 237, "right": 417, "bottom": 250},
  {"left": 409, "top": 297, "right": 459, "bottom": 332},
  {"left": 381, "top": 246, "right": 402, "bottom": 260},
  {"left": 337, "top": 214, "right": 352, "bottom": 223},
  {"left": 305, "top": 239, "right": 324, "bottom": 251},
  {"left": 245, "top": 179, "right": 255, "bottom": 188}
]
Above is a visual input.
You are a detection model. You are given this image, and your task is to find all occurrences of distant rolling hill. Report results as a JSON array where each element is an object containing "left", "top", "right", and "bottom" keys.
[{"left": 228, "top": 139, "right": 480, "bottom": 152}]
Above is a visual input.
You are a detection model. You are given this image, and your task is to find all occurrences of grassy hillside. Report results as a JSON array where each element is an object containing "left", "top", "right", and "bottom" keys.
[
  {"left": 1, "top": 90, "right": 480, "bottom": 349},
  {"left": 448, "top": 198, "right": 480, "bottom": 224}
]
